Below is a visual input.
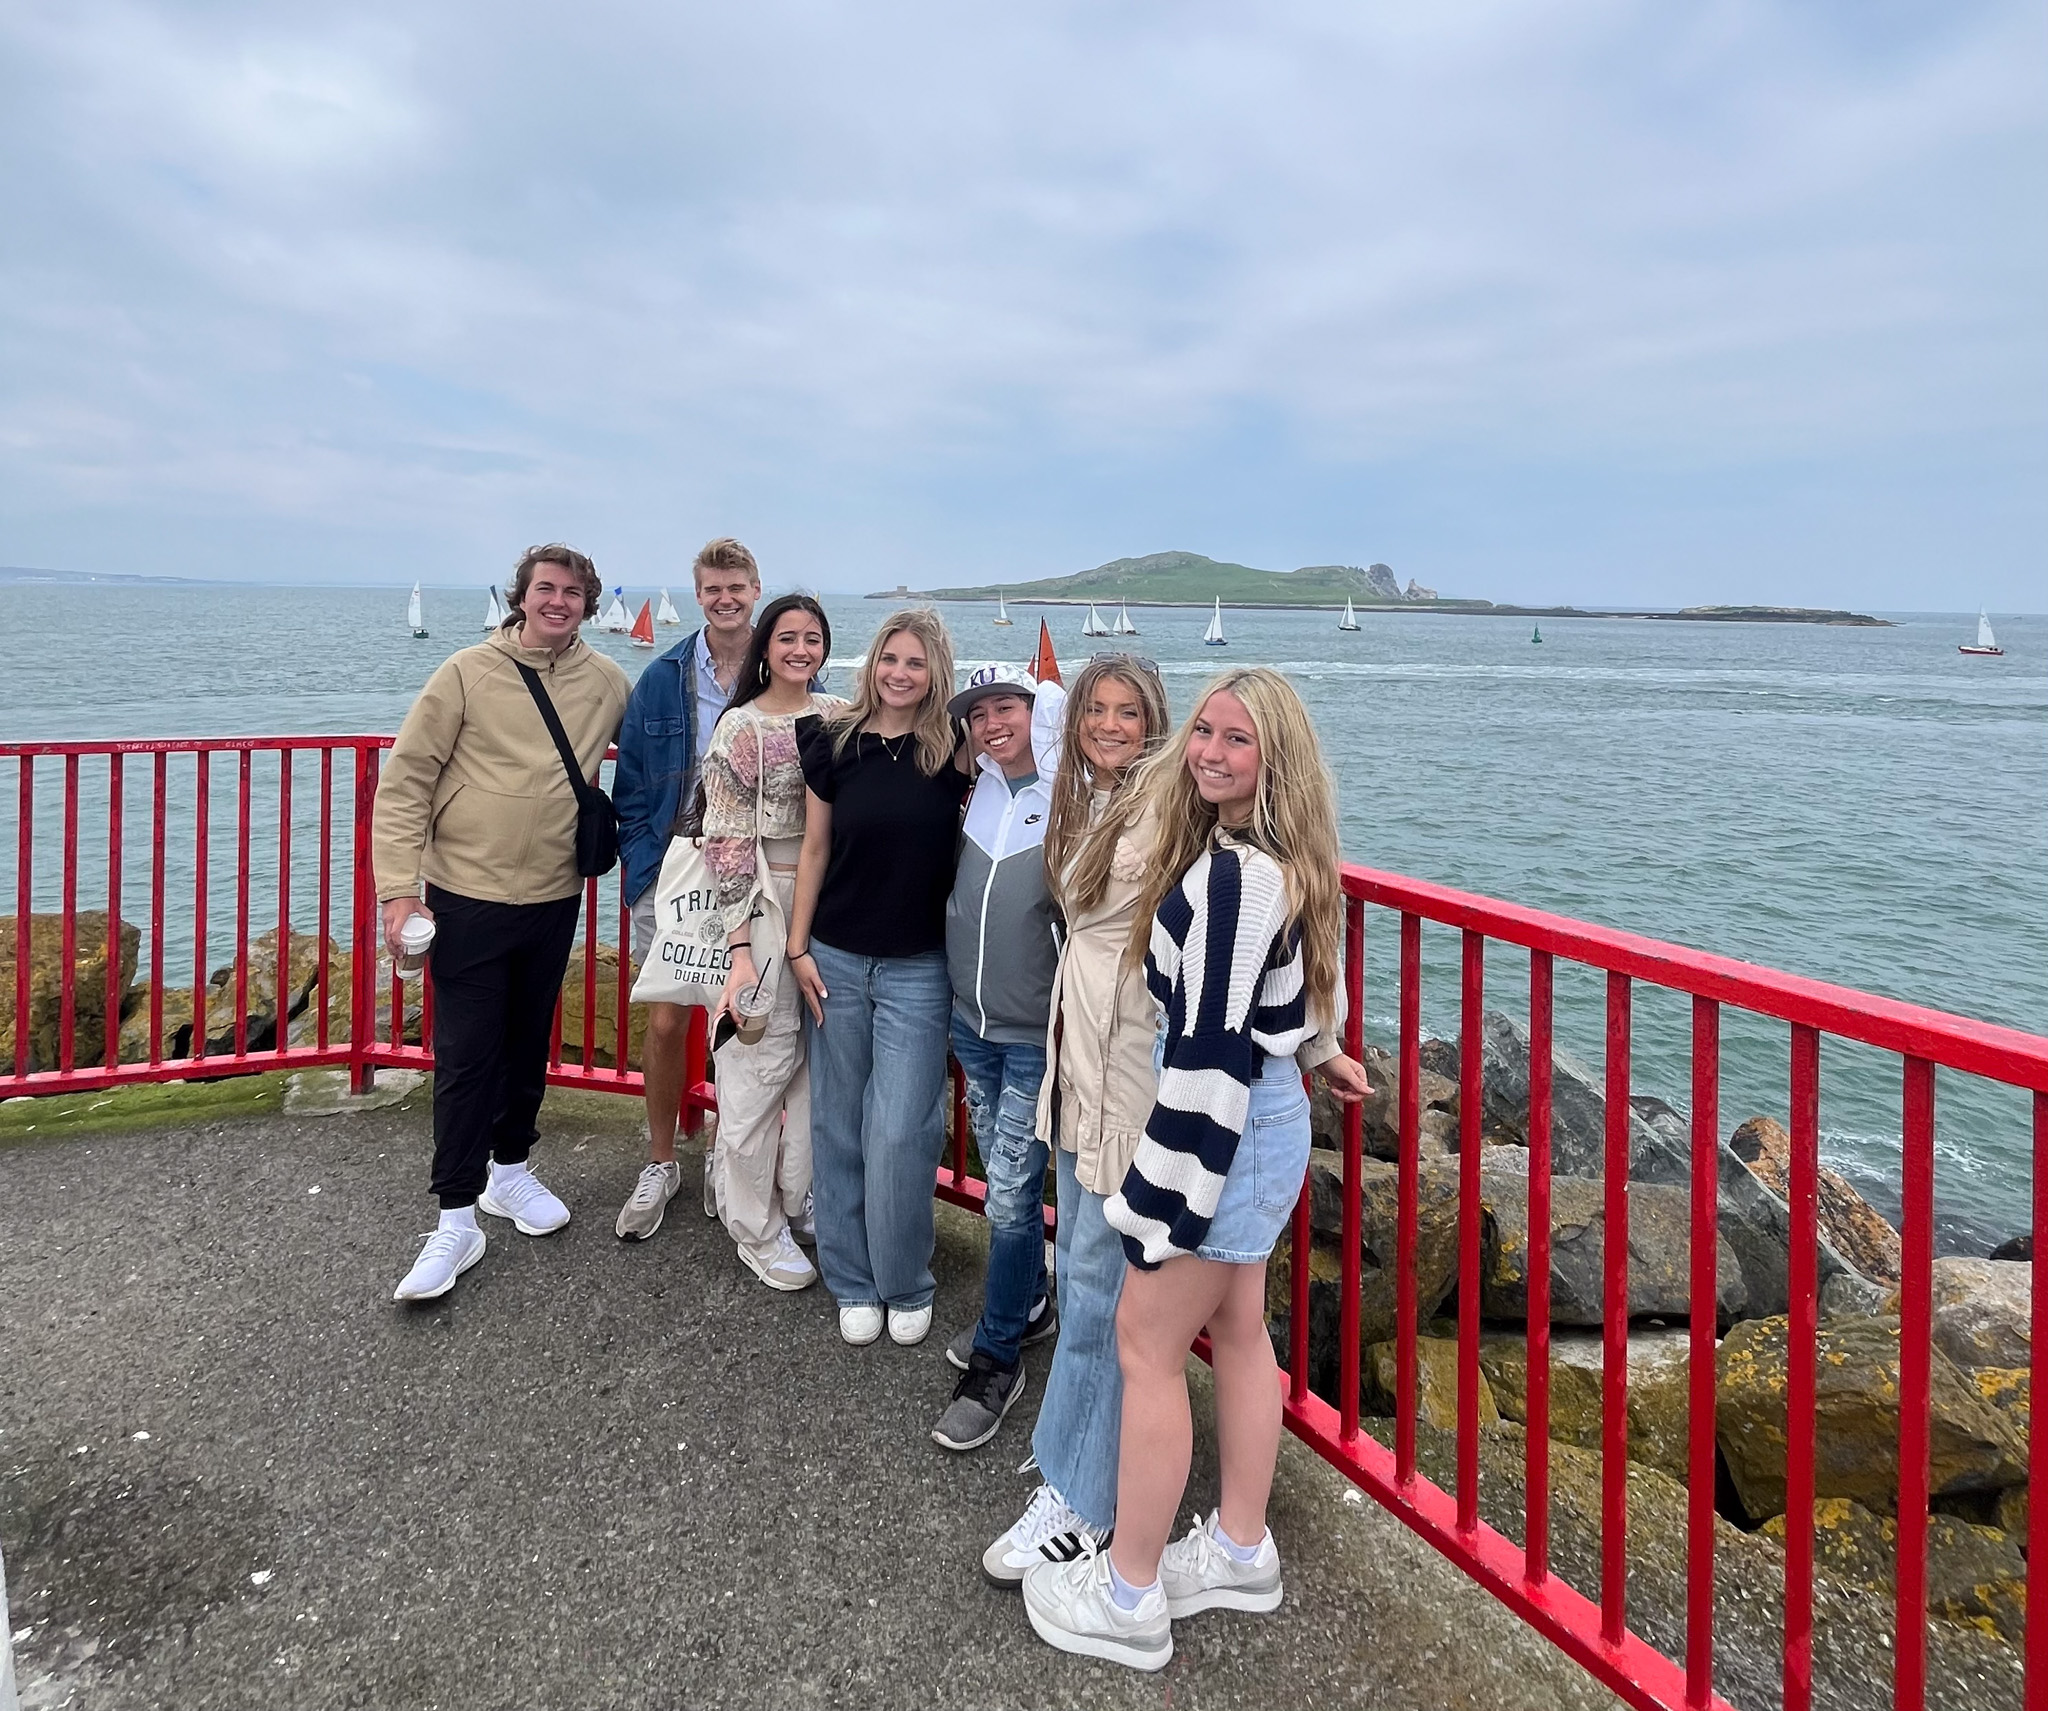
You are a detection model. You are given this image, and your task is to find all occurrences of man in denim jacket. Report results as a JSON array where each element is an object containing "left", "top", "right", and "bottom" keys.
[{"left": 611, "top": 537, "right": 760, "bottom": 1239}]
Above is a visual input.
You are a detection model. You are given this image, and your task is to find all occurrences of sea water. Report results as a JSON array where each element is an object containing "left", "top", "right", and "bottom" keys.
[{"left": 3, "top": 582, "right": 2043, "bottom": 1251}]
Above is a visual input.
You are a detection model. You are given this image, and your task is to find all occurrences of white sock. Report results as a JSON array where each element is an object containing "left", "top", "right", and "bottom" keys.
[
  {"left": 1210, "top": 1514, "right": 1265, "bottom": 1563},
  {"left": 490, "top": 1158, "right": 531, "bottom": 1182},
  {"left": 1107, "top": 1558, "right": 1157, "bottom": 1611},
  {"left": 438, "top": 1205, "right": 478, "bottom": 1234}
]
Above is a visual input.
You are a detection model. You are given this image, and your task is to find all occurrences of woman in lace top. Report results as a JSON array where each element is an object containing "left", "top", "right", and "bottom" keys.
[{"left": 699, "top": 595, "right": 845, "bottom": 1292}]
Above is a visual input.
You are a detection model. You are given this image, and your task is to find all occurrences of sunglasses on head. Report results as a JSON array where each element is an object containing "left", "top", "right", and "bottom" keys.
[{"left": 1088, "top": 651, "right": 1160, "bottom": 676}]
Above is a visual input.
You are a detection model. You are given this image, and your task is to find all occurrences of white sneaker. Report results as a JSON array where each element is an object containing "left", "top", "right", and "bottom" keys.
[
  {"left": 839, "top": 1303, "right": 884, "bottom": 1346},
  {"left": 788, "top": 1188, "right": 816, "bottom": 1245},
  {"left": 886, "top": 1303, "right": 933, "bottom": 1346},
  {"left": 615, "top": 1160, "right": 681, "bottom": 1240},
  {"left": 478, "top": 1162, "right": 570, "bottom": 1235},
  {"left": 393, "top": 1226, "right": 486, "bottom": 1301},
  {"left": 1022, "top": 1550, "right": 1172, "bottom": 1672},
  {"left": 739, "top": 1229, "right": 818, "bottom": 1292},
  {"left": 1159, "top": 1511, "right": 1284, "bottom": 1617},
  {"left": 982, "top": 1482, "right": 1107, "bottom": 1587}
]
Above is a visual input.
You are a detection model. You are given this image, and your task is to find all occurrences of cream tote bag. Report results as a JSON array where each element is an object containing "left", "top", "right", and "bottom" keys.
[{"left": 629, "top": 711, "right": 785, "bottom": 1010}]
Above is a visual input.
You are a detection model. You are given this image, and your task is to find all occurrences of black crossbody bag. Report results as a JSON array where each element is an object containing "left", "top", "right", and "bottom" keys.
[{"left": 515, "top": 663, "right": 620, "bottom": 877}]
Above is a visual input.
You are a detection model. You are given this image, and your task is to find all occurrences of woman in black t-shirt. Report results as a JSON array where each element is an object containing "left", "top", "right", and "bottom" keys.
[{"left": 789, "top": 609, "right": 973, "bottom": 1349}]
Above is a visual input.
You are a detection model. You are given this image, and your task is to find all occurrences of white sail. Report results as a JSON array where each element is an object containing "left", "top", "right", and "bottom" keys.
[
  {"left": 1115, "top": 603, "right": 1138, "bottom": 635},
  {"left": 1203, "top": 598, "right": 1226, "bottom": 646},
  {"left": 1978, "top": 611, "right": 1997, "bottom": 649},
  {"left": 599, "top": 587, "right": 631, "bottom": 632},
  {"left": 993, "top": 593, "right": 1012, "bottom": 626},
  {"left": 1339, "top": 597, "right": 1359, "bottom": 631},
  {"left": 483, "top": 586, "right": 506, "bottom": 630},
  {"left": 407, "top": 583, "right": 426, "bottom": 635},
  {"left": 656, "top": 588, "right": 682, "bottom": 625},
  {"left": 1081, "top": 602, "right": 1111, "bottom": 637}
]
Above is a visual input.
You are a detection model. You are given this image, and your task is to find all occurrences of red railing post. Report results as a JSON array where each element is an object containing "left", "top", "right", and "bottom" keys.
[
  {"left": 13, "top": 755, "right": 31, "bottom": 1079},
  {"left": 1525, "top": 950, "right": 1554, "bottom": 1587},
  {"left": 103, "top": 754, "right": 122, "bottom": 1072},
  {"left": 1339, "top": 895, "right": 1365, "bottom": 1447},
  {"left": 59, "top": 754, "right": 78, "bottom": 1072},
  {"left": 1784, "top": 1025, "right": 1821, "bottom": 1711},
  {"left": 1601, "top": 971, "right": 1632, "bottom": 1648},
  {"left": 1396, "top": 911, "right": 1422, "bottom": 1488},
  {"left": 1685, "top": 997, "right": 1719, "bottom": 1708},
  {"left": 2028, "top": 1090, "right": 2047, "bottom": 1711},
  {"left": 349, "top": 744, "right": 379, "bottom": 1095},
  {"left": 1894, "top": 1056, "right": 1935, "bottom": 1711},
  {"left": 1457, "top": 929, "right": 1484, "bottom": 1533},
  {"left": 149, "top": 753, "right": 166, "bottom": 1066}
]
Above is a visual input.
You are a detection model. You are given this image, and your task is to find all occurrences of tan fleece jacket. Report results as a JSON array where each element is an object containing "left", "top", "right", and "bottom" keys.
[{"left": 373, "top": 627, "right": 630, "bottom": 906}]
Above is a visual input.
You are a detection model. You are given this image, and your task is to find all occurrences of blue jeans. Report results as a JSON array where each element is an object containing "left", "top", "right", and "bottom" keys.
[
  {"left": 1029, "top": 1146, "right": 1128, "bottom": 1531},
  {"left": 949, "top": 1016, "right": 1049, "bottom": 1368},
  {"left": 804, "top": 941, "right": 952, "bottom": 1310}
]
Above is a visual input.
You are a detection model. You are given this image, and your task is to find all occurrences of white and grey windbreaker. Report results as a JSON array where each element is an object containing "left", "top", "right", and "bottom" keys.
[{"left": 944, "top": 682, "right": 1067, "bottom": 1045}]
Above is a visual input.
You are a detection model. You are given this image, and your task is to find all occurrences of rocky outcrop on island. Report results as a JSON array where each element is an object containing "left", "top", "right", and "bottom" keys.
[{"left": 1277, "top": 1006, "right": 2034, "bottom": 1659}]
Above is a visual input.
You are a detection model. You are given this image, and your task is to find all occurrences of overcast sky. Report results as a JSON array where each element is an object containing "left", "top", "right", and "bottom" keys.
[{"left": 1, "top": 1, "right": 2041, "bottom": 607}]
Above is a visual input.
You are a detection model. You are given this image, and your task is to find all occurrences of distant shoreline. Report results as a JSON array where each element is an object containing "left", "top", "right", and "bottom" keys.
[{"left": 867, "top": 592, "right": 1895, "bottom": 627}]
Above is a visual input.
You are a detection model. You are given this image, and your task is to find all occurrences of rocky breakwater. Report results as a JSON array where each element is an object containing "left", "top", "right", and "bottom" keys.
[
  {"left": 1271, "top": 1006, "right": 2034, "bottom": 1652},
  {"left": 2, "top": 912, "right": 654, "bottom": 1072}
]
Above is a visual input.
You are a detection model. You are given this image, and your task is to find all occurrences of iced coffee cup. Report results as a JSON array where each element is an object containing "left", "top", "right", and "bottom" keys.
[{"left": 732, "top": 976, "right": 774, "bottom": 1046}]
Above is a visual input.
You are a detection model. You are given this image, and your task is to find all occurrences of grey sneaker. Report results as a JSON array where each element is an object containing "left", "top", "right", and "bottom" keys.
[
  {"left": 945, "top": 1294, "right": 1059, "bottom": 1372},
  {"left": 1022, "top": 1550, "right": 1171, "bottom": 1672},
  {"left": 615, "top": 1160, "right": 681, "bottom": 1240},
  {"left": 931, "top": 1353, "right": 1027, "bottom": 1452},
  {"left": 789, "top": 1188, "right": 816, "bottom": 1245},
  {"left": 1159, "top": 1511, "right": 1283, "bottom": 1617},
  {"left": 738, "top": 1228, "right": 818, "bottom": 1293}
]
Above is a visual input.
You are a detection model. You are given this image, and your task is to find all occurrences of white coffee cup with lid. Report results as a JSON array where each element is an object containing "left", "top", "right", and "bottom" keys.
[{"left": 395, "top": 914, "right": 436, "bottom": 979}]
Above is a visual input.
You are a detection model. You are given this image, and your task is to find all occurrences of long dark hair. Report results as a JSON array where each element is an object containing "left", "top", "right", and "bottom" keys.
[{"left": 726, "top": 593, "right": 832, "bottom": 717}]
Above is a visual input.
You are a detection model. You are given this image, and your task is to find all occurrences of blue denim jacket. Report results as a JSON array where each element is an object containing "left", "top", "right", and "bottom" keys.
[{"left": 614, "top": 629, "right": 702, "bottom": 905}]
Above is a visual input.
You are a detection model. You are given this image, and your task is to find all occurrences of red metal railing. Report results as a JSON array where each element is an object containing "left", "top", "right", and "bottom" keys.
[{"left": 4, "top": 737, "right": 2042, "bottom": 1711}]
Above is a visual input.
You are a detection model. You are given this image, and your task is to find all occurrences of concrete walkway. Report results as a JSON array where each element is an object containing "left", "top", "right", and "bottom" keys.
[{"left": 0, "top": 1078, "right": 1624, "bottom": 1711}]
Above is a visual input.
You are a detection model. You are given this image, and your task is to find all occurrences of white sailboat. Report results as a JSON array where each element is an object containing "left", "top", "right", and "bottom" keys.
[
  {"left": 408, "top": 583, "right": 429, "bottom": 638},
  {"left": 482, "top": 586, "right": 507, "bottom": 630},
  {"left": 1081, "top": 602, "right": 1112, "bottom": 638},
  {"left": 655, "top": 588, "right": 683, "bottom": 625},
  {"left": 1959, "top": 611, "right": 2004, "bottom": 657},
  {"left": 598, "top": 586, "right": 631, "bottom": 633},
  {"left": 1114, "top": 602, "right": 1139, "bottom": 635},
  {"left": 1338, "top": 597, "right": 1360, "bottom": 632},
  {"left": 993, "top": 592, "right": 1013, "bottom": 627},
  {"left": 1203, "top": 598, "right": 1227, "bottom": 647}
]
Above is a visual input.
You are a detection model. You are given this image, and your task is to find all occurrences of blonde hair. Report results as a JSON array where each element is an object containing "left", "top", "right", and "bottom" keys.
[
  {"left": 1125, "top": 668, "right": 1344, "bottom": 1031},
  {"left": 828, "top": 609, "right": 958, "bottom": 776},
  {"left": 692, "top": 536, "right": 760, "bottom": 586},
  {"left": 1045, "top": 656, "right": 1170, "bottom": 915}
]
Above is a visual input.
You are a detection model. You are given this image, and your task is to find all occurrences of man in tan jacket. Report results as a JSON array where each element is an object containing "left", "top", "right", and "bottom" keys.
[{"left": 375, "top": 544, "right": 630, "bottom": 1302}]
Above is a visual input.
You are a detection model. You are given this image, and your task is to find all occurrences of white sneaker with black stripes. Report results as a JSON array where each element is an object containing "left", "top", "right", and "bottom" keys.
[{"left": 982, "top": 1481, "right": 1107, "bottom": 1588}]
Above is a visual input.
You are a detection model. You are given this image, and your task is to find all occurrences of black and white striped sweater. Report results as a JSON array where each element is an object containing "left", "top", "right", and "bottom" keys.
[{"left": 1105, "top": 837, "right": 1337, "bottom": 1269}]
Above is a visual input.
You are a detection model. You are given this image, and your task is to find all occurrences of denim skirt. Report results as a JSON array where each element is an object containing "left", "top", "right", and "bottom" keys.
[{"left": 1196, "top": 1056, "right": 1311, "bottom": 1265}]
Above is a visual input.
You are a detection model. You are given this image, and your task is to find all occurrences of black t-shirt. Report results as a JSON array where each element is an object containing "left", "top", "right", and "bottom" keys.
[{"left": 797, "top": 715, "right": 973, "bottom": 958}]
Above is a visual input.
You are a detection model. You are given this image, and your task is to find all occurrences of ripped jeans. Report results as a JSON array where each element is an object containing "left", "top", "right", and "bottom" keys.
[{"left": 949, "top": 1014, "right": 1049, "bottom": 1369}]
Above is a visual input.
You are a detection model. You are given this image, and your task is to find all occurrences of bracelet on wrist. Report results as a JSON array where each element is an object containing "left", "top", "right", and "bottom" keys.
[{"left": 789, "top": 947, "right": 812, "bottom": 961}]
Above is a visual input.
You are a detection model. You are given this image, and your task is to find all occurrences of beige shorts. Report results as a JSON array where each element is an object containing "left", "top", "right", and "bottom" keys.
[{"left": 630, "top": 893, "right": 659, "bottom": 967}]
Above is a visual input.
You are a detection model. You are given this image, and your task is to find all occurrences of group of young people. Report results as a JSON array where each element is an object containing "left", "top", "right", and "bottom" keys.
[{"left": 371, "top": 538, "right": 1369, "bottom": 1673}]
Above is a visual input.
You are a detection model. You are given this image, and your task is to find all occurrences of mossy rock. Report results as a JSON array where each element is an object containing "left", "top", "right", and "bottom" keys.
[
  {"left": 1715, "top": 1314, "right": 2026, "bottom": 1521},
  {"left": 1479, "top": 1325, "right": 1692, "bottom": 1480}
]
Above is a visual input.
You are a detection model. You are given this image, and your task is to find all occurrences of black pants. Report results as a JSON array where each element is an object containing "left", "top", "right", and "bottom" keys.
[{"left": 425, "top": 885, "right": 582, "bottom": 1209}]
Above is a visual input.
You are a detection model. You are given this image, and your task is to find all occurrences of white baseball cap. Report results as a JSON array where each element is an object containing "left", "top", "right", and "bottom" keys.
[{"left": 947, "top": 663, "right": 1039, "bottom": 720}]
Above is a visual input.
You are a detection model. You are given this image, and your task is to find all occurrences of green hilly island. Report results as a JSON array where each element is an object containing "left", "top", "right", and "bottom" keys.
[
  {"left": 870, "top": 551, "right": 1889, "bottom": 623},
  {"left": 873, "top": 550, "right": 1448, "bottom": 607}
]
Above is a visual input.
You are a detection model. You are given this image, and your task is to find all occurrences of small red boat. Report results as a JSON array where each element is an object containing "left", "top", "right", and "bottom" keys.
[{"left": 629, "top": 599, "right": 656, "bottom": 649}]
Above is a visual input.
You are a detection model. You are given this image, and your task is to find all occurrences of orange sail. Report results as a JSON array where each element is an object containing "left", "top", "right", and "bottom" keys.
[
  {"left": 1030, "top": 619, "right": 1062, "bottom": 686},
  {"left": 629, "top": 600, "right": 656, "bottom": 648}
]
